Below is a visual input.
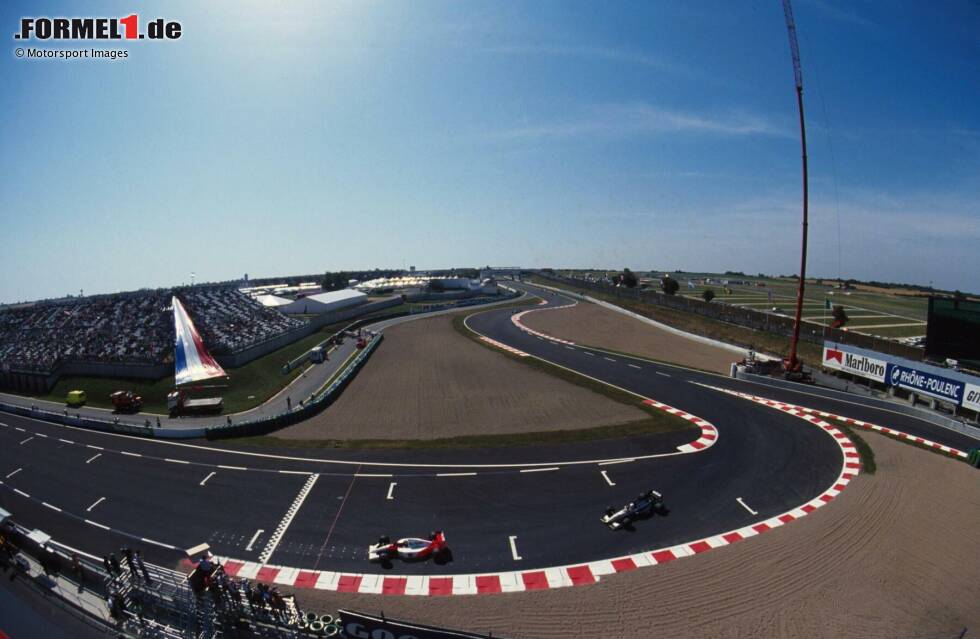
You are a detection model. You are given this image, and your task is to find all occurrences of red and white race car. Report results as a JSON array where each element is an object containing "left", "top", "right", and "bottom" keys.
[{"left": 368, "top": 531, "right": 448, "bottom": 562}]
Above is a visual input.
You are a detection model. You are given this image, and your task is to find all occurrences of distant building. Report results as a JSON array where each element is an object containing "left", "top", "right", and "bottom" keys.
[{"left": 280, "top": 289, "right": 368, "bottom": 315}]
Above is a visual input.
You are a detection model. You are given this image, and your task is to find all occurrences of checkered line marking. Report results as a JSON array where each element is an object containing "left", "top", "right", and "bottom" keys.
[
  {"left": 212, "top": 390, "right": 854, "bottom": 596},
  {"left": 479, "top": 336, "right": 529, "bottom": 357}
]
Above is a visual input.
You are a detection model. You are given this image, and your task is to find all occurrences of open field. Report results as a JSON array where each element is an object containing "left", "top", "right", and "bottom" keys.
[
  {"left": 519, "top": 301, "right": 738, "bottom": 375},
  {"left": 564, "top": 270, "right": 932, "bottom": 339},
  {"left": 270, "top": 312, "right": 664, "bottom": 442},
  {"left": 281, "top": 431, "right": 980, "bottom": 638}
]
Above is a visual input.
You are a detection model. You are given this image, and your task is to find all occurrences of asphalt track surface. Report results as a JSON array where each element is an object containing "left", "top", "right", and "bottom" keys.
[{"left": 0, "top": 283, "right": 976, "bottom": 583}]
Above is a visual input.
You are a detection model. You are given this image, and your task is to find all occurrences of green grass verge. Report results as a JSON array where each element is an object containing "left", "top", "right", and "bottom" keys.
[
  {"left": 827, "top": 415, "right": 970, "bottom": 466},
  {"left": 529, "top": 276, "right": 824, "bottom": 365},
  {"left": 227, "top": 416, "right": 692, "bottom": 450},
  {"left": 835, "top": 423, "right": 877, "bottom": 474}
]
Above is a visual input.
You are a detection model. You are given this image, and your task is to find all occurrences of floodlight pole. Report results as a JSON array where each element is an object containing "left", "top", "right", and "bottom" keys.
[{"left": 783, "top": 0, "right": 808, "bottom": 373}]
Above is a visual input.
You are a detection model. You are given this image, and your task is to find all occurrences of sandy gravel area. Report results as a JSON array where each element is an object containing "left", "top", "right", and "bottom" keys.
[
  {"left": 285, "top": 433, "right": 980, "bottom": 638},
  {"left": 273, "top": 313, "right": 646, "bottom": 440},
  {"left": 521, "top": 301, "right": 739, "bottom": 374}
]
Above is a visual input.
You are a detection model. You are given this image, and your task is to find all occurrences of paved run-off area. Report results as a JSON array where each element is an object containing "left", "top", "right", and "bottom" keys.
[{"left": 276, "top": 431, "right": 980, "bottom": 638}]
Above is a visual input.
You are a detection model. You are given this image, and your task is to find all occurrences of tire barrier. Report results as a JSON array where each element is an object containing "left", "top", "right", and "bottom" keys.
[{"left": 968, "top": 448, "right": 980, "bottom": 468}]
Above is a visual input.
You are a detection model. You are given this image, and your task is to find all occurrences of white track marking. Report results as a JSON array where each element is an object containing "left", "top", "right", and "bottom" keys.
[
  {"left": 656, "top": 372, "right": 671, "bottom": 378},
  {"left": 598, "top": 458, "right": 635, "bottom": 466},
  {"left": 436, "top": 472, "right": 477, "bottom": 477},
  {"left": 565, "top": 346, "right": 575, "bottom": 350},
  {"left": 165, "top": 458, "right": 189, "bottom": 465},
  {"left": 278, "top": 470, "right": 311, "bottom": 475},
  {"left": 19, "top": 436, "right": 34, "bottom": 445},
  {"left": 245, "top": 529, "right": 265, "bottom": 552},
  {"left": 386, "top": 482, "right": 397, "bottom": 500},
  {"left": 86, "top": 445, "right": 103, "bottom": 450},
  {"left": 508, "top": 536, "right": 522, "bottom": 561},
  {"left": 520, "top": 467, "right": 559, "bottom": 473},
  {"left": 58, "top": 438, "right": 74, "bottom": 444},
  {"left": 140, "top": 538, "right": 176, "bottom": 550},
  {"left": 86, "top": 497, "right": 106, "bottom": 512},
  {"left": 13, "top": 489, "right": 29, "bottom": 498},
  {"left": 218, "top": 465, "right": 246, "bottom": 471},
  {"left": 600, "top": 470, "right": 616, "bottom": 486},
  {"left": 121, "top": 451, "right": 141, "bottom": 457},
  {"left": 354, "top": 473, "right": 392, "bottom": 478},
  {"left": 85, "top": 453, "right": 102, "bottom": 464},
  {"left": 583, "top": 352, "right": 594, "bottom": 356},
  {"left": 736, "top": 497, "right": 758, "bottom": 515},
  {"left": 5, "top": 467, "right": 22, "bottom": 479},
  {"left": 84, "top": 519, "right": 109, "bottom": 531},
  {"left": 186, "top": 543, "right": 210, "bottom": 556},
  {"left": 258, "top": 473, "right": 319, "bottom": 564},
  {"left": 628, "top": 364, "right": 641, "bottom": 369},
  {"left": 199, "top": 471, "right": 216, "bottom": 486},
  {"left": 42, "top": 502, "right": 61, "bottom": 512},
  {"left": 603, "top": 357, "right": 617, "bottom": 362}
]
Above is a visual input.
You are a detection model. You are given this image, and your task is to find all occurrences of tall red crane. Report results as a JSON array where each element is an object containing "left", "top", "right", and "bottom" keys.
[{"left": 782, "top": 0, "right": 809, "bottom": 375}]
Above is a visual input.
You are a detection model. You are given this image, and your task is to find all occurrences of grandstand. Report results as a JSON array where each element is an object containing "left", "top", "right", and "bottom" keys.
[
  {"left": 0, "top": 287, "right": 308, "bottom": 376},
  {"left": 179, "top": 288, "right": 307, "bottom": 355}
]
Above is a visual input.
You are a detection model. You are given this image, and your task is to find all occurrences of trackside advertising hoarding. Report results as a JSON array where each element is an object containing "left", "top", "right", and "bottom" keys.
[
  {"left": 888, "top": 364, "right": 964, "bottom": 405},
  {"left": 963, "top": 383, "right": 980, "bottom": 413},
  {"left": 824, "top": 341, "right": 980, "bottom": 411},
  {"left": 822, "top": 344, "right": 887, "bottom": 383}
]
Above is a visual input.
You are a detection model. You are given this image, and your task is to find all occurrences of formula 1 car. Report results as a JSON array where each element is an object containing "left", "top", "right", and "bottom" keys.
[
  {"left": 601, "top": 490, "right": 665, "bottom": 530},
  {"left": 368, "top": 531, "right": 449, "bottom": 563}
]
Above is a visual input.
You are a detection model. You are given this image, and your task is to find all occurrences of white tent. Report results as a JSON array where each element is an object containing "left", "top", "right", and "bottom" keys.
[{"left": 281, "top": 289, "right": 368, "bottom": 315}]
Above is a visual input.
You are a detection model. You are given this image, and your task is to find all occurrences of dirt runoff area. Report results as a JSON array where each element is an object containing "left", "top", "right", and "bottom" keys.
[
  {"left": 272, "top": 313, "right": 647, "bottom": 440},
  {"left": 521, "top": 301, "right": 740, "bottom": 374},
  {"left": 283, "top": 433, "right": 980, "bottom": 638}
]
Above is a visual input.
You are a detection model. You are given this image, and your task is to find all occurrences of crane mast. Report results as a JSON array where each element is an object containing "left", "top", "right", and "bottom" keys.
[{"left": 782, "top": 0, "right": 809, "bottom": 375}]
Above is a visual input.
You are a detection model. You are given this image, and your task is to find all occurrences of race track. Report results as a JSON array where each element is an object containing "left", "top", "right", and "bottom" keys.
[{"left": 0, "top": 283, "right": 975, "bottom": 594}]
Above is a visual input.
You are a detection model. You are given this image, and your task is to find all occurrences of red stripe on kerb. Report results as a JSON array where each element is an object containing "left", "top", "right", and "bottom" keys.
[
  {"left": 475, "top": 575, "right": 501, "bottom": 594},
  {"left": 222, "top": 560, "right": 243, "bottom": 577},
  {"left": 566, "top": 565, "right": 596, "bottom": 585},
  {"left": 428, "top": 577, "right": 453, "bottom": 596},
  {"left": 611, "top": 558, "right": 637, "bottom": 572},
  {"left": 689, "top": 440, "right": 706, "bottom": 450},
  {"left": 382, "top": 577, "right": 407, "bottom": 595},
  {"left": 521, "top": 571, "right": 550, "bottom": 590},
  {"left": 336, "top": 575, "right": 362, "bottom": 593},
  {"left": 293, "top": 571, "right": 319, "bottom": 589},
  {"left": 688, "top": 541, "right": 712, "bottom": 554},
  {"left": 752, "top": 523, "right": 770, "bottom": 534},
  {"left": 651, "top": 550, "right": 677, "bottom": 563},
  {"left": 723, "top": 532, "right": 743, "bottom": 544},
  {"left": 778, "top": 514, "right": 795, "bottom": 524},
  {"left": 255, "top": 567, "right": 279, "bottom": 583}
]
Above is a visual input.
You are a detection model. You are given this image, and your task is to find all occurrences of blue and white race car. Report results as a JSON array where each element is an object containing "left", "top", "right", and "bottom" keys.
[{"left": 601, "top": 490, "right": 665, "bottom": 529}]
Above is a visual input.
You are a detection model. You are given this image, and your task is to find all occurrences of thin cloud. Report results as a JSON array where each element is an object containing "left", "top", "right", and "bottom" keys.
[
  {"left": 800, "top": 0, "right": 875, "bottom": 29},
  {"left": 486, "top": 102, "right": 792, "bottom": 142},
  {"left": 485, "top": 43, "right": 680, "bottom": 74}
]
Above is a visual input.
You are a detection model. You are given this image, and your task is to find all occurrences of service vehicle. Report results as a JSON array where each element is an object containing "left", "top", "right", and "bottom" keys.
[
  {"left": 309, "top": 346, "right": 327, "bottom": 363},
  {"left": 167, "top": 391, "right": 223, "bottom": 417},
  {"left": 601, "top": 489, "right": 665, "bottom": 530},
  {"left": 66, "top": 390, "right": 87, "bottom": 407},
  {"left": 110, "top": 390, "right": 143, "bottom": 413},
  {"left": 368, "top": 531, "right": 448, "bottom": 563}
]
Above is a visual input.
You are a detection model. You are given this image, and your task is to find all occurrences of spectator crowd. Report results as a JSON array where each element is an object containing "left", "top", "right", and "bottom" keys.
[{"left": 0, "top": 287, "right": 307, "bottom": 373}]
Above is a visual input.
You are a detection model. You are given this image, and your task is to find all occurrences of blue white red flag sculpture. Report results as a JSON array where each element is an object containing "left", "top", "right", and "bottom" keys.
[{"left": 172, "top": 296, "right": 226, "bottom": 386}]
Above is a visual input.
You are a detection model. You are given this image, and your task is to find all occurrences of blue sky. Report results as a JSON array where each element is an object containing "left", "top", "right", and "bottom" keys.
[{"left": 1, "top": 0, "right": 978, "bottom": 303}]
